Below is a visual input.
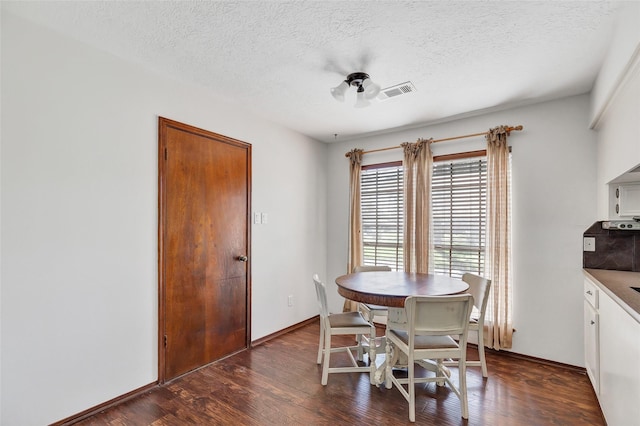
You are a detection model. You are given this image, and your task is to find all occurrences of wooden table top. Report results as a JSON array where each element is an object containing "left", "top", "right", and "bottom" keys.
[{"left": 335, "top": 271, "right": 469, "bottom": 307}]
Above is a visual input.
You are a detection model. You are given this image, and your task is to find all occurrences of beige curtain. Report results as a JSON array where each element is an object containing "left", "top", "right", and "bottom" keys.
[
  {"left": 344, "top": 148, "right": 364, "bottom": 312},
  {"left": 485, "top": 126, "right": 513, "bottom": 350},
  {"left": 401, "top": 139, "right": 433, "bottom": 273}
]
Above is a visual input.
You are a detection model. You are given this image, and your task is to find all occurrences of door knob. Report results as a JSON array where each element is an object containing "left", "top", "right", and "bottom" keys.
[{"left": 237, "top": 255, "right": 248, "bottom": 262}]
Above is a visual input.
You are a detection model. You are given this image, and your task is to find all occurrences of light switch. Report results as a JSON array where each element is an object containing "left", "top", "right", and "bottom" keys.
[
  {"left": 254, "top": 212, "right": 261, "bottom": 224},
  {"left": 261, "top": 213, "right": 268, "bottom": 224},
  {"left": 583, "top": 237, "right": 596, "bottom": 252}
]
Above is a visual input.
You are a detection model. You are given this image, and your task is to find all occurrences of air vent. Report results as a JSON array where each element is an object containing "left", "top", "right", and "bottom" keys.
[{"left": 377, "top": 81, "right": 417, "bottom": 101}]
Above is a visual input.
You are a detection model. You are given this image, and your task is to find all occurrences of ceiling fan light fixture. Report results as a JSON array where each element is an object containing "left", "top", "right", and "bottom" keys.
[
  {"left": 331, "top": 72, "right": 379, "bottom": 107},
  {"left": 330, "top": 81, "right": 349, "bottom": 102}
]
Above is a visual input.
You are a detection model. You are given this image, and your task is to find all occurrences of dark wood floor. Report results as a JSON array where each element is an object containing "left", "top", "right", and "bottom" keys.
[{"left": 74, "top": 321, "right": 604, "bottom": 425}]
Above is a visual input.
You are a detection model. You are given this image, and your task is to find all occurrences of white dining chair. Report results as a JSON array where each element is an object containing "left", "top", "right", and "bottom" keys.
[
  {"left": 353, "top": 265, "right": 392, "bottom": 324},
  {"left": 385, "top": 294, "right": 474, "bottom": 422},
  {"left": 313, "top": 274, "right": 377, "bottom": 385},
  {"left": 352, "top": 265, "right": 391, "bottom": 358},
  {"left": 443, "top": 273, "right": 492, "bottom": 377}
]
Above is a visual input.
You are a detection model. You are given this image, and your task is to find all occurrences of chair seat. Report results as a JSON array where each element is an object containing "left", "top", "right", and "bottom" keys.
[
  {"left": 329, "top": 311, "right": 371, "bottom": 328},
  {"left": 362, "top": 303, "right": 388, "bottom": 312},
  {"left": 389, "top": 331, "right": 459, "bottom": 349}
]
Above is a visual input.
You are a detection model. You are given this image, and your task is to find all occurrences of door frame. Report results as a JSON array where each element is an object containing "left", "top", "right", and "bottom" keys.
[{"left": 157, "top": 116, "right": 252, "bottom": 383}]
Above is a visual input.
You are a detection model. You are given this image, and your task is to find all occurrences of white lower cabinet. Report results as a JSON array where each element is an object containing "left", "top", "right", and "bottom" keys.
[
  {"left": 598, "top": 290, "right": 640, "bottom": 425},
  {"left": 584, "top": 276, "right": 640, "bottom": 426}
]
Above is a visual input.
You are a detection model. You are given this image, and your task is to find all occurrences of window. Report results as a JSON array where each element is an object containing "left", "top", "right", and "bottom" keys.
[
  {"left": 361, "top": 162, "right": 403, "bottom": 270},
  {"left": 431, "top": 157, "right": 487, "bottom": 278},
  {"left": 360, "top": 154, "right": 501, "bottom": 278}
]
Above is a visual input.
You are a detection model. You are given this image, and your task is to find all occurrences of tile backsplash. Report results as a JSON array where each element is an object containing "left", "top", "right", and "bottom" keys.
[{"left": 583, "top": 221, "right": 640, "bottom": 271}]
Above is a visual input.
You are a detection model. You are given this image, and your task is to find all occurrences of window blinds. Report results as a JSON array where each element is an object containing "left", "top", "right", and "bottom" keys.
[
  {"left": 361, "top": 164, "right": 403, "bottom": 270},
  {"left": 432, "top": 158, "right": 487, "bottom": 278}
]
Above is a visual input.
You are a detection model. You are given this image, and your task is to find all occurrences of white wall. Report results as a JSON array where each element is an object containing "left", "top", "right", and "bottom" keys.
[
  {"left": 327, "top": 95, "right": 597, "bottom": 366},
  {"left": 0, "top": 12, "right": 326, "bottom": 425}
]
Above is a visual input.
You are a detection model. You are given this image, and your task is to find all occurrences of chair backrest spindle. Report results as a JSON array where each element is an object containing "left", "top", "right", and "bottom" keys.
[{"left": 313, "top": 274, "right": 330, "bottom": 319}]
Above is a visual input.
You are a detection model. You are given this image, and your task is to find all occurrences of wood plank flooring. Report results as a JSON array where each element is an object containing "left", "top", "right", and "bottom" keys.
[{"left": 73, "top": 321, "right": 604, "bottom": 425}]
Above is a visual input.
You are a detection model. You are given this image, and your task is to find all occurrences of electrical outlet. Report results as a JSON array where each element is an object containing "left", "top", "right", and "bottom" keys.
[
  {"left": 261, "top": 212, "right": 268, "bottom": 224},
  {"left": 254, "top": 212, "right": 261, "bottom": 224},
  {"left": 583, "top": 237, "right": 596, "bottom": 252},
  {"left": 287, "top": 295, "right": 293, "bottom": 307}
]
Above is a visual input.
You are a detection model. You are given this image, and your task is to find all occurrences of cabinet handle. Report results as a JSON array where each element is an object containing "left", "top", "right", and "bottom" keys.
[
  {"left": 590, "top": 320, "right": 595, "bottom": 325},
  {"left": 586, "top": 290, "right": 593, "bottom": 295}
]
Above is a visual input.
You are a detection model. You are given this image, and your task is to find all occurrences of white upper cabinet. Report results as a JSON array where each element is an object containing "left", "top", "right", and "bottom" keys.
[{"left": 615, "top": 182, "right": 640, "bottom": 217}]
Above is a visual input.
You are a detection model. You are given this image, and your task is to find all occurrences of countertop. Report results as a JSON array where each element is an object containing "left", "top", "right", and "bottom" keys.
[{"left": 584, "top": 268, "right": 640, "bottom": 324}]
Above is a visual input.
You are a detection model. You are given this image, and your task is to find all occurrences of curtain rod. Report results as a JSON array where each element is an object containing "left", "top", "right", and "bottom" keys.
[{"left": 344, "top": 125, "right": 523, "bottom": 157}]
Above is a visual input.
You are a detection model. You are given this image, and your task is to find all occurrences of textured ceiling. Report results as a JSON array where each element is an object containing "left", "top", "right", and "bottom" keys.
[{"left": 3, "top": 1, "right": 619, "bottom": 142}]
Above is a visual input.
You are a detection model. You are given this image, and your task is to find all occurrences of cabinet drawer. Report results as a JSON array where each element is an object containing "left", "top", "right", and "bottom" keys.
[{"left": 584, "top": 278, "right": 598, "bottom": 309}]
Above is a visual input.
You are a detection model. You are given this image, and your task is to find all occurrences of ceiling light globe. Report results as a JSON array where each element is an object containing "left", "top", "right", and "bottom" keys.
[
  {"left": 330, "top": 81, "right": 349, "bottom": 102},
  {"left": 362, "top": 78, "right": 381, "bottom": 99},
  {"left": 354, "top": 91, "right": 371, "bottom": 108}
]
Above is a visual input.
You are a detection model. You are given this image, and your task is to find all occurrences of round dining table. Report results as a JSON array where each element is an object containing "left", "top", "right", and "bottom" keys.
[
  {"left": 335, "top": 271, "right": 470, "bottom": 386},
  {"left": 335, "top": 271, "right": 469, "bottom": 307}
]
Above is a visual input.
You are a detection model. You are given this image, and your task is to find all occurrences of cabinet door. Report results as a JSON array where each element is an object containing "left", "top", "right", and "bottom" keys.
[
  {"left": 598, "top": 291, "right": 640, "bottom": 425},
  {"left": 583, "top": 300, "right": 599, "bottom": 393},
  {"left": 617, "top": 182, "right": 640, "bottom": 216}
]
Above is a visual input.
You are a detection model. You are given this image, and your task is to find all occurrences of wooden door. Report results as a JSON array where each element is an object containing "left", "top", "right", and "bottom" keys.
[{"left": 158, "top": 117, "right": 251, "bottom": 382}]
